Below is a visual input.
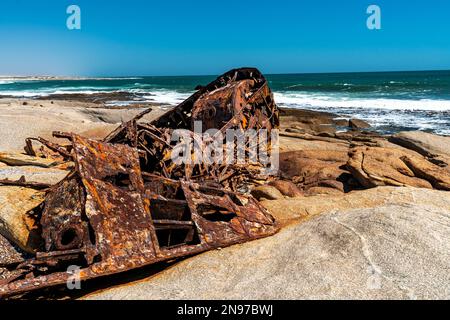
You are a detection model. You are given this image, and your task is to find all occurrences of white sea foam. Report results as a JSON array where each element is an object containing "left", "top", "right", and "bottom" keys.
[
  {"left": 0, "top": 90, "right": 47, "bottom": 97},
  {"left": 142, "top": 90, "right": 192, "bottom": 105},
  {"left": 0, "top": 86, "right": 193, "bottom": 106},
  {"left": 274, "top": 92, "right": 450, "bottom": 111},
  {"left": 0, "top": 88, "right": 140, "bottom": 97}
]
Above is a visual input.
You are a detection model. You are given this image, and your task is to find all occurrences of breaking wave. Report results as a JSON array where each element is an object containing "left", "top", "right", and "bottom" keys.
[{"left": 274, "top": 92, "right": 450, "bottom": 111}]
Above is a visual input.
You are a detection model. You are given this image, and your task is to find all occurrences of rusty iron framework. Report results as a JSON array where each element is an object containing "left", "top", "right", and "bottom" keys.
[{"left": 0, "top": 68, "right": 280, "bottom": 298}]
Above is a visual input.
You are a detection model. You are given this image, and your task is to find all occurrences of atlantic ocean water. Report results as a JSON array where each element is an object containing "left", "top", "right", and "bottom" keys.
[{"left": 1, "top": 70, "right": 449, "bottom": 135}]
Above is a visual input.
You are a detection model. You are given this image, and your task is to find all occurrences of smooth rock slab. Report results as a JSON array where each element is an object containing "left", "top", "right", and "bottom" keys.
[
  {"left": 268, "top": 180, "right": 303, "bottom": 197},
  {"left": 85, "top": 187, "right": 450, "bottom": 300},
  {"left": 280, "top": 149, "right": 350, "bottom": 194},
  {"left": 390, "top": 131, "right": 450, "bottom": 158},
  {"left": 0, "top": 152, "right": 58, "bottom": 168},
  {"left": 0, "top": 166, "right": 68, "bottom": 185},
  {"left": 251, "top": 185, "right": 284, "bottom": 200},
  {"left": 0, "top": 186, "right": 45, "bottom": 252},
  {"left": 349, "top": 118, "right": 371, "bottom": 129},
  {"left": 346, "top": 146, "right": 449, "bottom": 189},
  {"left": 262, "top": 186, "right": 450, "bottom": 224}
]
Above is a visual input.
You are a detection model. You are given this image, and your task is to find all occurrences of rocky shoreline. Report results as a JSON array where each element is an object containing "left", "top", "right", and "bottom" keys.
[{"left": 1, "top": 98, "right": 450, "bottom": 299}]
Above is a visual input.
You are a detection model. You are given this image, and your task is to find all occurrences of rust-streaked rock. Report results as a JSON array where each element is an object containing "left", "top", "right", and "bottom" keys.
[{"left": 0, "top": 186, "right": 44, "bottom": 253}]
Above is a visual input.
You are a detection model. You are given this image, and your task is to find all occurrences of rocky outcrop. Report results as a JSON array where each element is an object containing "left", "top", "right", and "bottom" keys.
[
  {"left": 347, "top": 146, "right": 450, "bottom": 190},
  {"left": 251, "top": 185, "right": 284, "bottom": 200},
  {"left": 349, "top": 118, "right": 371, "bottom": 130},
  {"left": 85, "top": 187, "right": 450, "bottom": 300},
  {"left": 389, "top": 131, "right": 450, "bottom": 159},
  {"left": 401, "top": 156, "right": 450, "bottom": 190},
  {"left": 280, "top": 108, "right": 338, "bottom": 135},
  {"left": 268, "top": 180, "right": 303, "bottom": 197},
  {"left": 261, "top": 186, "right": 450, "bottom": 224},
  {"left": 0, "top": 186, "right": 45, "bottom": 253},
  {"left": 280, "top": 150, "right": 357, "bottom": 194},
  {"left": 279, "top": 118, "right": 450, "bottom": 195},
  {"left": 280, "top": 108, "right": 373, "bottom": 137},
  {"left": 1, "top": 103, "right": 449, "bottom": 299}
]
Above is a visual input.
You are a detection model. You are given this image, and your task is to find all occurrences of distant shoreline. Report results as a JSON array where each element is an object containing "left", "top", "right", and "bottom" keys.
[
  {"left": 2, "top": 69, "right": 450, "bottom": 79},
  {"left": 0, "top": 76, "right": 144, "bottom": 81}
]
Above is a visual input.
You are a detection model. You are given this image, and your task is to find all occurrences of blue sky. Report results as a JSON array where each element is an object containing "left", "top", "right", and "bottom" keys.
[{"left": 0, "top": 0, "right": 449, "bottom": 76}]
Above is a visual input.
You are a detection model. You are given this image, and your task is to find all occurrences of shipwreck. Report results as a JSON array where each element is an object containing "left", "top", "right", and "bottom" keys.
[{"left": 0, "top": 68, "right": 280, "bottom": 298}]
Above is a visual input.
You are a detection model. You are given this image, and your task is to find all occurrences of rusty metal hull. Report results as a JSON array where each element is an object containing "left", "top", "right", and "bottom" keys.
[{"left": 0, "top": 68, "right": 280, "bottom": 298}]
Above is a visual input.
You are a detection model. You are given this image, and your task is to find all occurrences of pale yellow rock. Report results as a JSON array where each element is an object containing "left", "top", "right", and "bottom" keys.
[
  {"left": 347, "top": 146, "right": 434, "bottom": 189},
  {"left": 391, "top": 131, "right": 450, "bottom": 158},
  {"left": 261, "top": 186, "right": 450, "bottom": 225},
  {"left": 0, "top": 152, "right": 58, "bottom": 168},
  {"left": 85, "top": 187, "right": 450, "bottom": 300},
  {"left": 251, "top": 185, "right": 284, "bottom": 200},
  {"left": 0, "top": 186, "right": 45, "bottom": 252},
  {"left": 0, "top": 165, "right": 68, "bottom": 185}
]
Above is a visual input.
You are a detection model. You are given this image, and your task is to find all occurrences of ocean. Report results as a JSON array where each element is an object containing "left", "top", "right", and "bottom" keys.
[{"left": 1, "top": 70, "right": 450, "bottom": 135}]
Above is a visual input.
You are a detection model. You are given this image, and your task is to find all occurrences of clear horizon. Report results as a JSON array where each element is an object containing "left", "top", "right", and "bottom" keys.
[
  {"left": 2, "top": 68, "right": 450, "bottom": 78},
  {"left": 0, "top": 0, "right": 449, "bottom": 76}
]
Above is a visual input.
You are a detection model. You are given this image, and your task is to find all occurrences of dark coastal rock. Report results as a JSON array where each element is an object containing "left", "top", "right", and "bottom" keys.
[
  {"left": 349, "top": 118, "right": 371, "bottom": 130},
  {"left": 280, "top": 108, "right": 338, "bottom": 135},
  {"left": 36, "top": 91, "right": 148, "bottom": 104},
  {"left": 280, "top": 108, "right": 373, "bottom": 136},
  {"left": 286, "top": 123, "right": 336, "bottom": 135},
  {"left": 285, "top": 127, "right": 304, "bottom": 134},
  {"left": 268, "top": 180, "right": 303, "bottom": 197},
  {"left": 334, "top": 119, "right": 350, "bottom": 127}
]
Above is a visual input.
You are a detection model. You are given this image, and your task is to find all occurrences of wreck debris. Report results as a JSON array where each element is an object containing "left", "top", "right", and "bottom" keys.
[
  {"left": 0, "top": 68, "right": 280, "bottom": 298},
  {"left": 24, "top": 136, "right": 73, "bottom": 160}
]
